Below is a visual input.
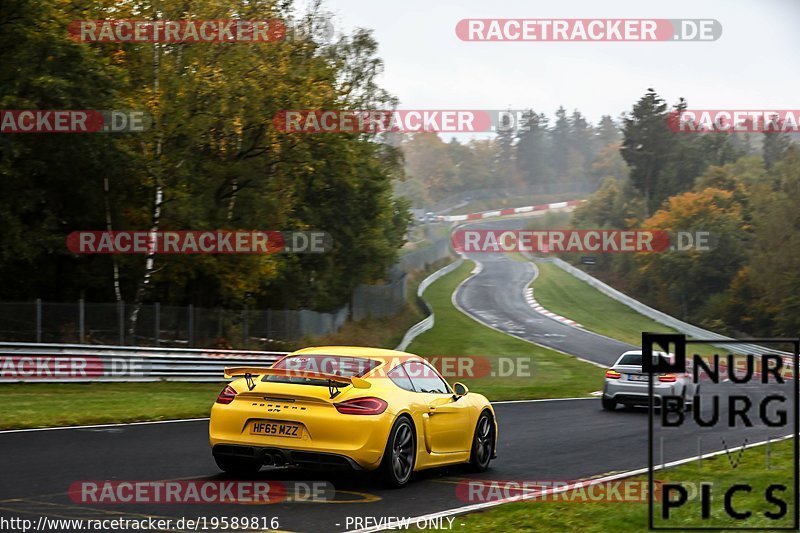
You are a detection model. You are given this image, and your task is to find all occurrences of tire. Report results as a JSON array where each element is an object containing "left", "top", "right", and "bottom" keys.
[
  {"left": 379, "top": 417, "right": 416, "bottom": 488},
  {"left": 469, "top": 411, "right": 495, "bottom": 472},
  {"left": 214, "top": 455, "right": 261, "bottom": 476},
  {"left": 601, "top": 397, "right": 617, "bottom": 411}
]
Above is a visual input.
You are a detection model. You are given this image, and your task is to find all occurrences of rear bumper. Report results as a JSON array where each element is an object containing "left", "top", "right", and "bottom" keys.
[
  {"left": 209, "top": 402, "right": 394, "bottom": 470},
  {"left": 603, "top": 380, "right": 678, "bottom": 405},
  {"left": 212, "top": 444, "right": 363, "bottom": 470}
]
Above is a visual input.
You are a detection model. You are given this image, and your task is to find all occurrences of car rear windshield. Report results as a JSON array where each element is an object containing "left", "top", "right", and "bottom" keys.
[
  {"left": 618, "top": 353, "right": 670, "bottom": 366},
  {"left": 262, "top": 354, "right": 381, "bottom": 386}
]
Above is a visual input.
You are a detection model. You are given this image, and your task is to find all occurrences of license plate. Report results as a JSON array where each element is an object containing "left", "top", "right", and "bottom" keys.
[
  {"left": 250, "top": 420, "right": 303, "bottom": 438},
  {"left": 628, "top": 374, "right": 648, "bottom": 382}
]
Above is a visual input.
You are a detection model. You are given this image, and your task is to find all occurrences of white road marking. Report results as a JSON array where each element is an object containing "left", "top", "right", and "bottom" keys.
[{"left": 0, "top": 417, "right": 210, "bottom": 434}]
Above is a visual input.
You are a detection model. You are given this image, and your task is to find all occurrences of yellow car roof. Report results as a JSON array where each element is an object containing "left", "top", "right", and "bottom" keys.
[{"left": 289, "top": 346, "right": 422, "bottom": 362}]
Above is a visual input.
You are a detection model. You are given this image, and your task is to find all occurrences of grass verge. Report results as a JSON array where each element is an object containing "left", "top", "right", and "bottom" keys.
[
  {"left": 408, "top": 261, "right": 603, "bottom": 401},
  {"left": 0, "top": 381, "right": 224, "bottom": 430},
  {"left": 455, "top": 437, "right": 795, "bottom": 531},
  {"left": 531, "top": 262, "right": 719, "bottom": 357}
]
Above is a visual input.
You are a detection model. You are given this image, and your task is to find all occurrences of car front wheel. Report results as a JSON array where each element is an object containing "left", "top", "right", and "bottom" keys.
[{"left": 469, "top": 411, "right": 495, "bottom": 472}]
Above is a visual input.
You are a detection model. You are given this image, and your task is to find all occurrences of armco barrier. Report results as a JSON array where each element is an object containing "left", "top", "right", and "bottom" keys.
[
  {"left": 436, "top": 200, "right": 584, "bottom": 222},
  {"left": 0, "top": 342, "right": 286, "bottom": 383},
  {"left": 395, "top": 258, "right": 464, "bottom": 351},
  {"left": 543, "top": 257, "right": 789, "bottom": 358}
]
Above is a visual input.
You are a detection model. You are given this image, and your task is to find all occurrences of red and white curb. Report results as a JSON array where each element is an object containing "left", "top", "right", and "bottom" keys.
[
  {"left": 524, "top": 287, "right": 582, "bottom": 327},
  {"left": 436, "top": 199, "right": 584, "bottom": 222}
]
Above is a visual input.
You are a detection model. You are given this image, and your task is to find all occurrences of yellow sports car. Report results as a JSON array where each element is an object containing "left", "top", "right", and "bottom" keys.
[{"left": 209, "top": 346, "right": 497, "bottom": 487}]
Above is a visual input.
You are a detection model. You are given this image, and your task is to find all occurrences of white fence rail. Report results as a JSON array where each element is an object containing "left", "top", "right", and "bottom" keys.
[
  {"left": 544, "top": 257, "right": 791, "bottom": 358},
  {"left": 0, "top": 342, "right": 286, "bottom": 383},
  {"left": 395, "top": 258, "right": 464, "bottom": 351}
]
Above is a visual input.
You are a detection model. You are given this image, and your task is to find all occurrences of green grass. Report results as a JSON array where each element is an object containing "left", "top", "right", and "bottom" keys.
[
  {"left": 531, "top": 262, "right": 719, "bottom": 357},
  {"left": 0, "top": 381, "right": 224, "bottom": 430},
  {"left": 409, "top": 261, "right": 604, "bottom": 401},
  {"left": 455, "top": 437, "right": 796, "bottom": 531}
]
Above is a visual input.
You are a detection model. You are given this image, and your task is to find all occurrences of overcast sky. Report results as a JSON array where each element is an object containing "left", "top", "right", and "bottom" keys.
[{"left": 310, "top": 0, "right": 799, "bottom": 137}]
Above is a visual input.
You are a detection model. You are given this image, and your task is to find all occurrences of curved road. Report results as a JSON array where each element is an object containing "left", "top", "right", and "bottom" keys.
[
  {"left": 0, "top": 217, "right": 792, "bottom": 532},
  {"left": 455, "top": 252, "right": 633, "bottom": 367}
]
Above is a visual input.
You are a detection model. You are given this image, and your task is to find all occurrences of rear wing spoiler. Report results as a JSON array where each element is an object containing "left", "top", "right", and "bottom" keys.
[{"left": 223, "top": 366, "right": 371, "bottom": 389}]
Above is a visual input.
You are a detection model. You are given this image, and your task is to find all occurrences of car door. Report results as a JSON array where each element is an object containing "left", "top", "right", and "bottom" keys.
[{"left": 403, "top": 361, "right": 472, "bottom": 454}]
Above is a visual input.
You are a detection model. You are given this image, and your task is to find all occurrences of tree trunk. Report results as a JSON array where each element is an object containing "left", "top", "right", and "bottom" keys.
[
  {"left": 103, "top": 176, "right": 122, "bottom": 303},
  {"left": 128, "top": 36, "right": 163, "bottom": 338}
]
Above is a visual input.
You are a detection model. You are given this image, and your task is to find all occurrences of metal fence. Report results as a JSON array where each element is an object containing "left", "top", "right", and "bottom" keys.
[
  {"left": 0, "top": 238, "right": 454, "bottom": 349},
  {"left": 398, "top": 238, "right": 452, "bottom": 273},
  {"left": 0, "top": 297, "right": 365, "bottom": 348}
]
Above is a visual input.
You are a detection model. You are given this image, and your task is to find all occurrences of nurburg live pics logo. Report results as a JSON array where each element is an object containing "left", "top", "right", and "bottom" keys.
[{"left": 643, "top": 333, "right": 799, "bottom": 529}]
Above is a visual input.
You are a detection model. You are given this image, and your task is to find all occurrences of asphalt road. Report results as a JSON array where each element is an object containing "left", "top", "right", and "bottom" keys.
[
  {"left": 0, "top": 390, "right": 790, "bottom": 533},
  {"left": 453, "top": 218, "right": 635, "bottom": 367},
  {"left": 0, "top": 217, "right": 795, "bottom": 532}
]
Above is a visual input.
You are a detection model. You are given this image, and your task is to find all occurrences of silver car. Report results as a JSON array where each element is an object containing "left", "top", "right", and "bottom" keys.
[{"left": 602, "top": 350, "right": 699, "bottom": 411}]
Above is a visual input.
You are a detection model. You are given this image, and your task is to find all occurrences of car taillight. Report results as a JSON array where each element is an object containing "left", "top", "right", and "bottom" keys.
[
  {"left": 334, "top": 397, "right": 388, "bottom": 415},
  {"left": 658, "top": 374, "right": 677, "bottom": 383},
  {"left": 605, "top": 369, "right": 621, "bottom": 379},
  {"left": 216, "top": 385, "right": 237, "bottom": 404}
]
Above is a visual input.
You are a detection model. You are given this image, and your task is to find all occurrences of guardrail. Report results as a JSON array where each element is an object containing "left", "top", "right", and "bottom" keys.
[
  {"left": 395, "top": 258, "right": 464, "bottom": 351},
  {"left": 0, "top": 342, "right": 287, "bottom": 383},
  {"left": 544, "top": 257, "right": 791, "bottom": 358},
  {"left": 436, "top": 200, "right": 584, "bottom": 222}
]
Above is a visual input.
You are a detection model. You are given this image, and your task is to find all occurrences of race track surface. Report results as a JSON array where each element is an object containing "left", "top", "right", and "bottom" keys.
[
  {"left": 1, "top": 218, "right": 793, "bottom": 532},
  {"left": 0, "top": 392, "right": 788, "bottom": 532}
]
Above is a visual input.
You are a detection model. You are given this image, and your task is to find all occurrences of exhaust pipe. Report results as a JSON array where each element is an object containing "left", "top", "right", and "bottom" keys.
[{"left": 261, "top": 451, "right": 275, "bottom": 466}]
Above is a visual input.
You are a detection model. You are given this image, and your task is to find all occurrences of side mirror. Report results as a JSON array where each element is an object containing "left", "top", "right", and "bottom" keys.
[{"left": 453, "top": 382, "right": 469, "bottom": 397}]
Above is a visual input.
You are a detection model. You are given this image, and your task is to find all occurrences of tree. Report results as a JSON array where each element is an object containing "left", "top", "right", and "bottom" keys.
[
  {"left": 620, "top": 89, "right": 675, "bottom": 216},
  {"left": 636, "top": 188, "right": 747, "bottom": 322},
  {"left": 515, "top": 110, "right": 551, "bottom": 187},
  {"left": 762, "top": 130, "right": 791, "bottom": 170},
  {"left": 550, "top": 106, "right": 570, "bottom": 179},
  {"left": 401, "top": 133, "right": 458, "bottom": 202},
  {"left": 0, "top": 0, "right": 411, "bottom": 318},
  {"left": 596, "top": 115, "right": 620, "bottom": 146},
  {"left": 566, "top": 110, "right": 594, "bottom": 182},
  {"left": 589, "top": 144, "right": 629, "bottom": 185},
  {"left": 494, "top": 113, "right": 520, "bottom": 189}
]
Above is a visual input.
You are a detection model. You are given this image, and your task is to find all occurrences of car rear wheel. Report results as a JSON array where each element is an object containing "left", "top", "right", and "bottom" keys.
[
  {"left": 602, "top": 397, "right": 617, "bottom": 411},
  {"left": 469, "top": 411, "right": 495, "bottom": 472},
  {"left": 379, "top": 417, "right": 416, "bottom": 488},
  {"left": 214, "top": 455, "right": 261, "bottom": 476}
]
